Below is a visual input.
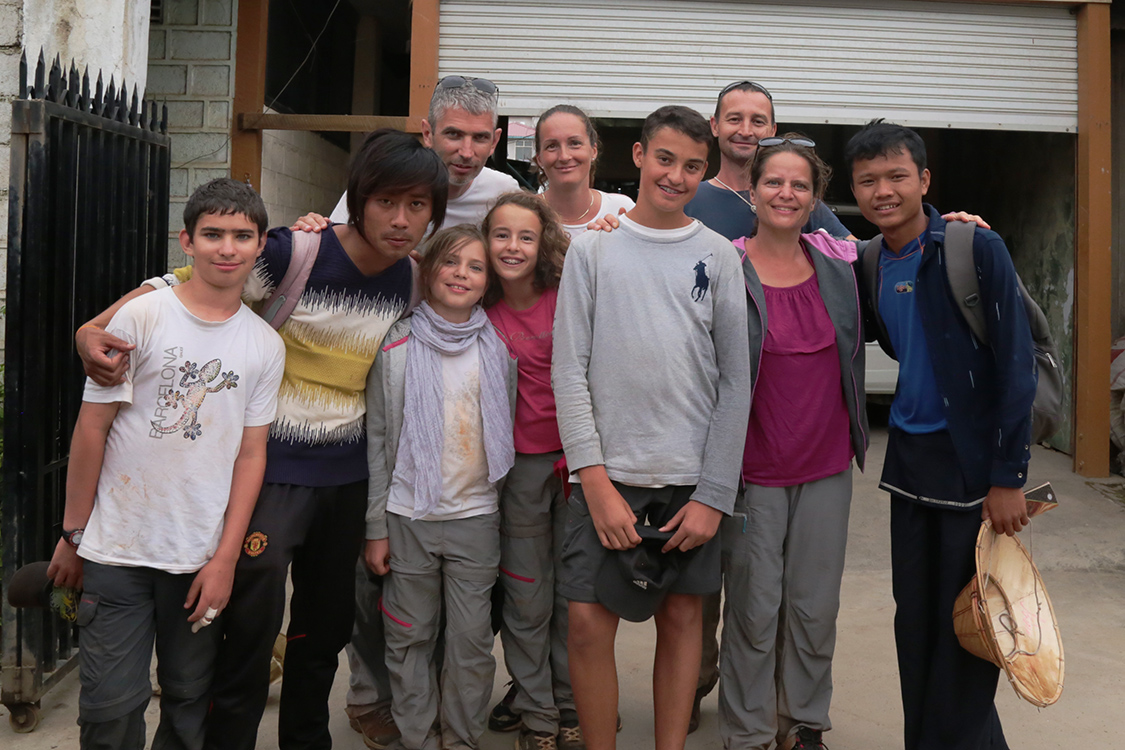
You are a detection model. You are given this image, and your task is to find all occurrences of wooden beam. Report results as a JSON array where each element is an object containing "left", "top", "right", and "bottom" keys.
[
  {"left": 231, "top": 0, "right": 269, "bottom": 189},
  {"left": 237, "top": 113, "right": 423, "bottom": 133},
  {"left": 410, "top": 0, "right": 440, "bottom": 123},
  {"left": 1074, "top": 3, "right": 1113, "bottom": 477},
  {"left": 923, "top": 0, "right": 1110, "bottom": 4}
]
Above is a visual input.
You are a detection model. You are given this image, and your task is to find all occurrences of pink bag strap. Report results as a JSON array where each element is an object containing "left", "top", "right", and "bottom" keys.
[{"left": 260, "top": 229, "right": 322, "bottom": 330}]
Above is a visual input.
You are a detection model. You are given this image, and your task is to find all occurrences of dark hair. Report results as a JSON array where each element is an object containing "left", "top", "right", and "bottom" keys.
[
  {"left": 346, "top": 129, "right": 448, "bottom": 241},
  {"left": 183, "top": 177, "right": 268, "bottom": 237},
  {"left": 480, "top": 192, "right": 569, "bottom": 307},
  {"left": 640, "top": 105, "right": 713, "bottom": 150},
  {"left": 844, "top": 119, "right": 927, "bottom": 183},
  {"left": 748, "top": 132, "right": 832, "bottom": 201},
  {"left": 534, "top": 104, "right": 601, "bottom": 187},
  {"left": 714, "top": 82, "right": 775, "bottom": 125},
  {"left": 416, "top": 224, "right": 493, "bottom": 306}
]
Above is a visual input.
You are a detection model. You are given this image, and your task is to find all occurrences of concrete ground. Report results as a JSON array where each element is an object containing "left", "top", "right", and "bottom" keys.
[{"left": 5, "top": 425, "right": 1125, "bottom": 747}]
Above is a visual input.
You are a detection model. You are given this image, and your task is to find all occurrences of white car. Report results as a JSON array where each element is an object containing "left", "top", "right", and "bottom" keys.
[{"left": 865, "top": 342, "right": 899, "bottom": 403}]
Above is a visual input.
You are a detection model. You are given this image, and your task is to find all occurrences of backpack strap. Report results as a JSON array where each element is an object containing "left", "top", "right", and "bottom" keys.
[
  {"left": 942, "top": 220, "right": 989, "bottom": 345},
  {"left": 859, "top": 234, "right": 890, "bottom": 345},
  {"left": 260, "top": 229, "right": 322, "bottom": 330}
]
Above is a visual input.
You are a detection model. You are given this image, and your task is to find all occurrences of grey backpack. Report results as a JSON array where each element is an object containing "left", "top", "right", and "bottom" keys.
[{"left": 861, "top": 221, "right": 1064, "bottom": 443}]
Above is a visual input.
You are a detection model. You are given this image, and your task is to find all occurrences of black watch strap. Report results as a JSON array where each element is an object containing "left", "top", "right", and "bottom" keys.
[{"left": 63, "top": 528, "right": 84, "bottom": 548}]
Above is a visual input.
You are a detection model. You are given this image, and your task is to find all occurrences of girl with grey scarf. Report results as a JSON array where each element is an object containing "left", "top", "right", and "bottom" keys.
[{"left": 366, "top": 225, "right": 517, "bottom": 750}]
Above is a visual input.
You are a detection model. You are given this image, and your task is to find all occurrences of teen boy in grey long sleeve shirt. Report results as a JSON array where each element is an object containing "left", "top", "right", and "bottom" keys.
[
  {"left": 551, "top": 213, "right": 751, "bottom": 516},
  {"left": 551, "top": 106, "right": 750, "bottom": 750}
]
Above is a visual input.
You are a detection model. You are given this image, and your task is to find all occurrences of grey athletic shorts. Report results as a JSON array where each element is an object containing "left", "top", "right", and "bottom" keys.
[{"left": 557, "top": 481, "right": 721, "bottom": 605}]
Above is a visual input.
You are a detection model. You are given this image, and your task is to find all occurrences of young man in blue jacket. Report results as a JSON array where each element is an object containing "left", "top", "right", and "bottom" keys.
[{"left": 846, "top": 120, "right": 1037, "bottom": 750}]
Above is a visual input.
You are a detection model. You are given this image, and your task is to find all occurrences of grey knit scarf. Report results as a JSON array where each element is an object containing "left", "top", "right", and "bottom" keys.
[{"left": 394, "top": 301, "right": 514, "bottom": 520}]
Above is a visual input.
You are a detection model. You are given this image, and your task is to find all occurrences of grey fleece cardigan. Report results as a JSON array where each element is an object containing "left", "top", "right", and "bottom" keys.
[
  {"left": 741, "top": 240, "right": 869, "bottom": 472},
  {"left": 364, "top": 316, "right": 519, "bottom": 540}
]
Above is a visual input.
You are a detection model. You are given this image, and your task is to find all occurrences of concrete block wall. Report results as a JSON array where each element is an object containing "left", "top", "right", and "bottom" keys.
[
  {"left": 261, "top": 114, "right": 349, "bottom": 231},
  {"left": 148, "top": 0, "right": 236, "bottom": 270}
]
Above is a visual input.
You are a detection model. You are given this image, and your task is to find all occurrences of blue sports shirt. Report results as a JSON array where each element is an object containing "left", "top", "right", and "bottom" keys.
[{"left": 878, "top": 230, "right": 948, "bottom": 434}]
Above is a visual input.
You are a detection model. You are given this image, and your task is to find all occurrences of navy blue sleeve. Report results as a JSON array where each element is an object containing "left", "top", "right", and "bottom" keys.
[
  {"left": 974, "top": 228, "right": 1036, "bottom": 487},
  {"left": 259, "top": 227, "right": 295, "bottom": 286},
  {"left": 240, "top": 227, "right": 294, "bottom": 303},
  {"left": 803, "top": 201, "right": 851, "bottom": 238}
]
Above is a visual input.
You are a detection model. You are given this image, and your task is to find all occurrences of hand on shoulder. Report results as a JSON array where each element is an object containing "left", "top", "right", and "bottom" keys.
[
  {"left": 586, "top": 211, "right": 623, "bottom": 233},
  {"left": 76, "top": 325, "right": 134, "bottom": 386},
  {"left": 291, "top": 212, "right": 330, "bottom": 233}
]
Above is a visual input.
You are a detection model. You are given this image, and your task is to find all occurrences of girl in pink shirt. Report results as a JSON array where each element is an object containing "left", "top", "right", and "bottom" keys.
[{"left": 481, "top": 192, "right": 578, "bottom": 749}]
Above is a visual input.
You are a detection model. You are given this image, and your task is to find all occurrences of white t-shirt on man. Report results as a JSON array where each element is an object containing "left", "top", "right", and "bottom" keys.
[
  {"left": 328, "top": 167, "right": 520, "bottom": 230},
  {"left": 78, "top": 287, "right": 286, "bottom": 573}
]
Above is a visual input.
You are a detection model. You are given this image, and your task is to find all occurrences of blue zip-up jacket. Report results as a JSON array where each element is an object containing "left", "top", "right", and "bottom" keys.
[{"left": 859, "top": 206, "right": 1036, "bottom": 490}]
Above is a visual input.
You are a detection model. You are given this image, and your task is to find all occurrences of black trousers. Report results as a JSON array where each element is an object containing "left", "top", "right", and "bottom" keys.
[
  {"left": 890, "top": 495, "right": 1009, "bottom": 750},
  {"left": 204, "top": 481, "right": 367, "bottom": 750}
]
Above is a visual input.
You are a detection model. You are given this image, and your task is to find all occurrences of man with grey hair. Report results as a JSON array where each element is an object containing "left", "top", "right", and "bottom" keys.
[{"left": 327, "top": 75, "right": 519, "bottom": 230}]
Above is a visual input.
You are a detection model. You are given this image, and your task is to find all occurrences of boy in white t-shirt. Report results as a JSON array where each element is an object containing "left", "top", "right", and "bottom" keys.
[{"left": 48, "top": 178, "right": 286, "bottom": 750}]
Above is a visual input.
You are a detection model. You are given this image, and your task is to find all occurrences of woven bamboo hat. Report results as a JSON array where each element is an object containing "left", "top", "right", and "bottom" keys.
[{"left": 952, "top": 521, "right": 1064, "bottom": 707}]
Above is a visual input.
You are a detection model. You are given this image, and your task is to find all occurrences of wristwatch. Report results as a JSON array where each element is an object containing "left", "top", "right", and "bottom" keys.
[{"left": 63, "top": 528, "right": 85, "bottom": 548}]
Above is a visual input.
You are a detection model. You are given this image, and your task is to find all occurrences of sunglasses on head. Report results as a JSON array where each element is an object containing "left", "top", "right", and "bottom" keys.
[
  {"left": 719, "top": 80, "right": 773, "bottom": 101},
  {"left": 757, "top": 136, "right": 816, "bottom": 149},
  {"left": 436, "top": 76, "right": 499, "bottom": 96}
]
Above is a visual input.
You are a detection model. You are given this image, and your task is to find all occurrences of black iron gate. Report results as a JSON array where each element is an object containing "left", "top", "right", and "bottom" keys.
[{"left": 1, "top": 52, "right": 170, "bottom": 732}]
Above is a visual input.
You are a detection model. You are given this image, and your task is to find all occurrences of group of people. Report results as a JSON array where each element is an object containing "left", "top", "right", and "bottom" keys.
[{"left": 50, "top": 72, "right": 1038, "bottom": 750}]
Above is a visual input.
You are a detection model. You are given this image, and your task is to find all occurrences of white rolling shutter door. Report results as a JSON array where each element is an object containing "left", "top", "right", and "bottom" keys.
[{"left": 438, "top": 0, "right": 1077, "bottom": 132}]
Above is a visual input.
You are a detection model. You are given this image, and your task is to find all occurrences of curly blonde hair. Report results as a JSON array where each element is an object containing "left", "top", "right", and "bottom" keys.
[{"left": 481, "top": 192, "right": 570, "bottom": 308}]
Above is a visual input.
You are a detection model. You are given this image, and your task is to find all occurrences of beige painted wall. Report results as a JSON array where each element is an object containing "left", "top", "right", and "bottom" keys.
[
  {"left": 0, "top": 0, "right": 151, "bottom": 347},
  {"left": 0, "top": 0, "right": 21, "bottom": 336},
  {"left": 23, "top": 0, "right": 150, "bottom": 92}
]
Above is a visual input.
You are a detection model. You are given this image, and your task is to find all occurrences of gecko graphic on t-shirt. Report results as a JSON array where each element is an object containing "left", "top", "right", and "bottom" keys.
[{"left": 150, "top": 357, "right": 240, "bottom": 440}]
